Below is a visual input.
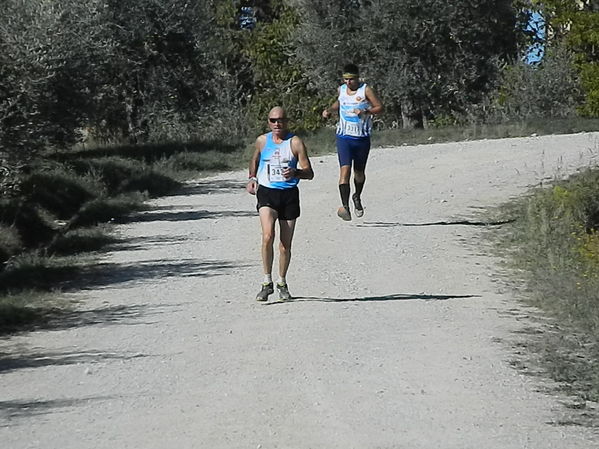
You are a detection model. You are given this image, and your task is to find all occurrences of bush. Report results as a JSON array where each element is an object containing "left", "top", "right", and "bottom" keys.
[
  {"left": 0, "top": 224, "right": 22, "bottom": 265},
  {"left": 67, "top": 156, "right": 175, "bottom": 195},
  {"left": 119, "top": 171, "right": 182, "bottom": 197},
  {"left": 474, "top": 44, "right": 583, "bottom": 123},
  {"left": 68, "top": 157, "right": 145, "bottom": 195},
  {"left": 19, "top": 169, "right": 102, "bottom": 219},
  {"left": 48, "top": 226, "right": 117, "bottom": 255},
  {"left": 578, "top": 62, "right": 599, "bottom": 117},
  {"left": 488, "top": 166, "right": 599, "bottom": 404},
  {"left": 71, "top": 194, "right": 148, "bottom": 227},
  {"left": 0, "top": 199, "right": 56, "bottom": 248},
  {"left": 0, "top": 252, "right": 81, "bottom": 292},
  {"left": 0, "top": 297, "right": 44, "bottom": 333},
  {"left": 496, "top": 168, "right": 599, "bottom": 332}
]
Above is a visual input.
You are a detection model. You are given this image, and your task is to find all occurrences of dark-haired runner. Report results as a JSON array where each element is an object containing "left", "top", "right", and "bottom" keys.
[{"left": 322, "top": 63, "right": 383, "bottom": 221}]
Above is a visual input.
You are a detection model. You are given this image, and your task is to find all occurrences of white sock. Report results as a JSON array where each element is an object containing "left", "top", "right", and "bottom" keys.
[
  {"left": 278, "top": 277, "right": 287, "bottom": 286},
  {"left": 264, "top": 274, "right": 272, "bottom": 284}
]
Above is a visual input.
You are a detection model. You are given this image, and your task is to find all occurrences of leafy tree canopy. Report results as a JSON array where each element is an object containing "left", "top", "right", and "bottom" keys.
[
  {"left": 530, "top": 0, "right": 599, "bottom": 116},
  {"left": 292, "top": 0, "right": 519, "bottom": 127}
]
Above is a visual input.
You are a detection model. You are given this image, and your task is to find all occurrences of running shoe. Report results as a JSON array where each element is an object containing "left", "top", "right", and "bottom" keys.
[
  {"left": 277, "top": 282, "right": 292, "bottom": 301},
  {"left": 337, "top": 206, "right": 352, "bottom": 221},
  {"left": 352, "top": 194, "right": 364, "bottom": 218},
  {"left": 256, "top": 282, "right": 274, "bottom": 301}
]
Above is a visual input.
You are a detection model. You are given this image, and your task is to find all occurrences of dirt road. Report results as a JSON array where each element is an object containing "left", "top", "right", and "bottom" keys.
[{"left": 1, "top": 133, "right": 599, "bottom": 448}]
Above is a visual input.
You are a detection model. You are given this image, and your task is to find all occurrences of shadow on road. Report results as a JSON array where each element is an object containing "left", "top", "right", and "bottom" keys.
[
  {"left": 265, "top": 292, "right": 480, "bottom": 305},
  {"left": 0, "top": 348, "right": 149, "bottom": 374},
  {"left": 12, "top": 259, "right": 245, "bottom": 293},
  {"left": 110, "top": 179, "right": 253, "bottom": 225},
  {"left": 41, "top": 303, "right": 179, "bottom": 331},
  {"left": 357, "top": 220, "right": 513, "bottom": 228},
  {"left": 111, "top": 234, "right": 206, "bottom": 251},
  {"left": 121, "top": 209, "right": 255, "bottom": 224},
  {"left": 0, "top": 347, "right": 145, "bottom": 421},
  {"left": 0, "top": 301, "right": 182, "bottom": 336},
  {"left": 69, "top": 259, "right": 245, "bottom": 289},
  {"left": 172, "top": 179, "right": 247, "bottom": 196},
  {"left": 0, "top": 396, "right": 112, "bottom": 422}
]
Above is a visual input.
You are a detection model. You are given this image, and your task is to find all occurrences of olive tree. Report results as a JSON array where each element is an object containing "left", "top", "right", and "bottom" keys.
[
  {"left": 531, "top": 0, "right": 599, "bottom": 116},
  {"left": 0, "top": 0, "right": 237, "bottom": 159},
  {"left": 292, "top": 0, "right": 519, "bottom": 128},
  {"left": 0, "top": 0, "right": 113, "bottom": 196}
]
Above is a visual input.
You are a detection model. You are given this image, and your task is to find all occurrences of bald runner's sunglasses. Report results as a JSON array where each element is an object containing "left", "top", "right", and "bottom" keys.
[{"left": 269, "top": 118, "right": 288, "bottom": 124}]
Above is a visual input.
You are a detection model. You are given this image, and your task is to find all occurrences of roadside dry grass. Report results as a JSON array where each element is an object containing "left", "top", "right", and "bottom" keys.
[{"left": 486, "top": 166, "right": 599, "bottom": 410}]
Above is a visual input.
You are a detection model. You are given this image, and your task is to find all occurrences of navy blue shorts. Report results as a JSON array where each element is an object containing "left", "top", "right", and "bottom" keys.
[
  {"left": 336, "top": 135, "right": 371, "bottom": 170},
  {"left": 256, "top": 185, "right": 300, "bottom": 220}
]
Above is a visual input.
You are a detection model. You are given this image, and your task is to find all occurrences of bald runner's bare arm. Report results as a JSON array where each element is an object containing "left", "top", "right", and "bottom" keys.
[
  {"left": 246, "top": 134, "right": 266, "bottom": 194},
  {"left": 287, "top": 136, "right": 314, "bottom": 180}
]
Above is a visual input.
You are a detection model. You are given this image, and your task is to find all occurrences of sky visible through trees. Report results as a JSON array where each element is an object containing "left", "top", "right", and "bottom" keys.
[{"left": 525, "top": 11, "right": 545, "bottom": 63}]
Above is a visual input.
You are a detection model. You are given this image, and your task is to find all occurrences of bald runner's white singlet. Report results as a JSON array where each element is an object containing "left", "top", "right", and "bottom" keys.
[{"left": 257, "top": 132, "right": 299, "bottom": 189}]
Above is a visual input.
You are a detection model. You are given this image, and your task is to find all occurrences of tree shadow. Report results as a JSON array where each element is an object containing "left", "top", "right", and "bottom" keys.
[
  {"left": 0, "top": 302, "right": 181, "bottom": 336},
  {"left": 66, "top": 258, "right": 246, "bottom": 290},
  {"left": 0, "top": 396, "right": 112, "bottom": 422},
  {"left": 0, "top": 348, "right": 150, "bottom": 374},
  {"left": 42, "top": 303, "right": 177, "bottom": 330},
  {"left": 110, "top": 234, "right": 207, "bottom": 251},
  {"left": 0, "top": 259, "right": 245, "bottom": 294},
  {"left": 121, "top": 208, "right": 255, "bottom": 224},
  {"left": 265, "top": 292, "right": 480, "bottom": 305},
  {"left": 171, "top": 179, "right": 247, "bottom": 196},
  {"left": 0, "top": 346, "right": 149, "bottom": 421},
  {"left": 357, "top": 220, "right": 514, "bottom": 228},
  {"left": 145, "top": 204, "right": 201, "bottom": 211}
]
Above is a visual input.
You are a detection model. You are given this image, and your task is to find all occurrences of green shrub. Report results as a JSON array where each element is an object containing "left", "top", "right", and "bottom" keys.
[
  {"left": 490, "top": 166, "right": 599, "bottom": 403},
  {"left": 578, "top": 62, "right": 599, "bottom": 117},
  {"left": 0, "top": 297, "right": 43, "bottom": 333},
  {"left": 0, "top": 224, "right": 22, "bottom": 265},
  {"left": 69, "top": 156, "right": 180, "bottom": 196},
  {"left": 71, "top": 193, "right": 147, "bottom": 227},
  {"left": 19, "top": 169, "right": 102, "bottom": 219},
  {"left": 0, "top": 199, "right": 56, "bottom": 248},
  {"left": 0, "top": 252, "right": 82, "bottom": 293},
  {"left": 495, "top": 168, "right": 599, "bottom": 332},
  {"left": 476, "top": 44, "right": 583, "bottom": 123},
  {"left": 69, "top": 157, "right": 146, "bottom": 195},
  {"left": 48, "top": 226, "right": 118, "bottom": 255},
  {"left": 120, "top": 172, "right": 181, "bottom": 197},
  {"left": 60, "top": 139, "right": 241, "bottom": 163}
]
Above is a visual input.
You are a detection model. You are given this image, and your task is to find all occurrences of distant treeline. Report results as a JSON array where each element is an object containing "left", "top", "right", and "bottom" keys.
[{"left": 0, "top": 0, "right": 597, "bottom": 189}]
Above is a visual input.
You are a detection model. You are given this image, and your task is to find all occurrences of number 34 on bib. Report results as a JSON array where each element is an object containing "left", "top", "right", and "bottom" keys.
[{"left": 268, "top": 160, "right": 289, "bottom": 182}]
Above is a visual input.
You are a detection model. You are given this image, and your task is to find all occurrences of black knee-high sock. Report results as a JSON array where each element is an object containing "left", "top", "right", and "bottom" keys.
[
  {"left": 354, "top": 180, "right": 365, "bottom": 198},
  {"left": 339, "top": 183, "right": 350, "bottom": 207}
]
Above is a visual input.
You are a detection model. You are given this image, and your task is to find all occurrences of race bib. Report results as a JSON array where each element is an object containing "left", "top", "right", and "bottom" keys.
[
  {"left": 344, "top": 123, "right": 361, "bottom": 135},
  {"left": 268, "top": 161, "right": 289, "bottom": 182}
]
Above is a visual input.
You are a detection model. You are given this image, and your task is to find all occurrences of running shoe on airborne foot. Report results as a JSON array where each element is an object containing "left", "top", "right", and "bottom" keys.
[
  {"left": 256, "top": 282, "right": 274, "bottom": 301},
  {"left": 277, "top": 282, "right": 292, "bottom": 301},
  {"left": 352, "top": 194, "right": 364, "bottom": 218},
  {"left": 337, "top": 206, "right": 352, "bottom": 221}
]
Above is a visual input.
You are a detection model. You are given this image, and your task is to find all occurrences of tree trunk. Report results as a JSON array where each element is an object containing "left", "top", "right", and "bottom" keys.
[{"left": 401, "top": 101, "right": 424, "bottom": 129}]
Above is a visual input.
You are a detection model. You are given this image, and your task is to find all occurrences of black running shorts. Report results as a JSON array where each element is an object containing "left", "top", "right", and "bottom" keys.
[{"left": 256, "top": 185, "right": 300, "bottom": 220}]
